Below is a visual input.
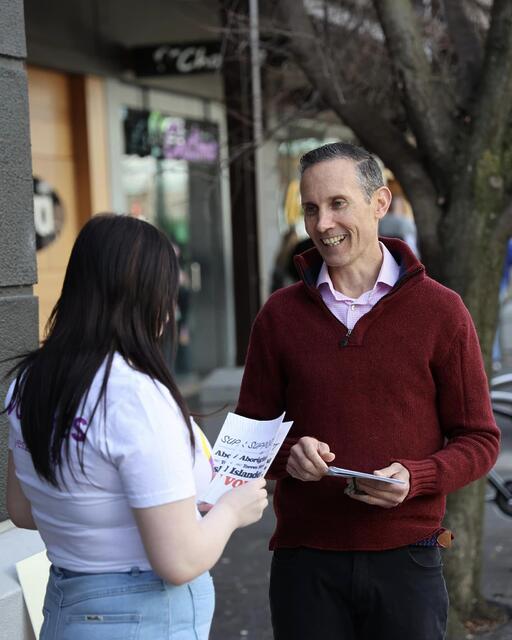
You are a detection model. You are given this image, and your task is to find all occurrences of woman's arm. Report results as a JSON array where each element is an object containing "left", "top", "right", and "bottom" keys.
[
  {"left": 6, "top": 451, "right": 37, "bottom": 530},
  {"left": 133, "top": 478, "right": 267, "bottom": 585}
]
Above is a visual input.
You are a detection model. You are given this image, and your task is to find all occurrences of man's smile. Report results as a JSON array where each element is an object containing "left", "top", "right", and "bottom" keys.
[{"left": 321, "top": 234, "right": 348, "bottom": 247}]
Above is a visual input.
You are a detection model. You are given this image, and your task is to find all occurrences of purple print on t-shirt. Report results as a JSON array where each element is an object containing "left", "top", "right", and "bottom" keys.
[
  {"left": 15, "top": 438, "right": 29, "bottom": 452},
  {"left": 71, "top": 417, "right": 88, "bottom": 442}
]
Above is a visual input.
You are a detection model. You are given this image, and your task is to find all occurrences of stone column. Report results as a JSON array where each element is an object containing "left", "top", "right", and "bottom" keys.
[{"left": 0, "top": 0, "right": 38, "bottom": 520}]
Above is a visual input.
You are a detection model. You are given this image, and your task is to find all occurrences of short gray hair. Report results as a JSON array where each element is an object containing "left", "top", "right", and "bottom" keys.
[{"left": 299, "top": 142, "right": 384, "bottom": 202}]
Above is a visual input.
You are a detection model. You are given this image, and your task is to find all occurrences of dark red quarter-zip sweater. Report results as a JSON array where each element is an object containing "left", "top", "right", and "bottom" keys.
[{"left": 236, "top": 238, "right": 500, "bottom": 550}]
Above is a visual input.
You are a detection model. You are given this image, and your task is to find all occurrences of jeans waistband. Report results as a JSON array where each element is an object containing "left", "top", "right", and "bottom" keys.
[
  {"left": 53, "top": 566, "right": 148, "bottom": 579},
  {"left": 47, "top": 565, "right": 164, "bottom": 607}
]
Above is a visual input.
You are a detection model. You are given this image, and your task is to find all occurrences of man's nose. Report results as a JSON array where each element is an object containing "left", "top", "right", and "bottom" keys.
[{"left": 316, "top": 209, "right": 335, "bottom": 233}]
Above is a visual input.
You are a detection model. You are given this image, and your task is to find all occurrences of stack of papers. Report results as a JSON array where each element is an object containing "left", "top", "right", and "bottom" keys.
[
  {"left": 327, "top": 466, "right": 406, "bottom": 485},
  {"left": 199, "top": 412, "right": 293, "bottom": 504}
]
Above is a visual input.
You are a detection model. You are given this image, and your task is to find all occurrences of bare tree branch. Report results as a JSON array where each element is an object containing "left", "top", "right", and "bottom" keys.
[
  {"left": 469, "top": 0, "right": 512, "bottom": 155},
  {"left": 272, "top": 0, "right": 443, "bottom": 271},
  {"left": 261, "top": 3, "right": 402, "bottom": 119},
  {"left": 442, "top": 0, "right": 484, "bottom": 100},
  {"left": 373, "top": 0, "right": 455, "bottom": 181}
]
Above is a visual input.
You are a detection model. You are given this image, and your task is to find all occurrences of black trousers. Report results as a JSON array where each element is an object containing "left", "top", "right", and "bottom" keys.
[{"left": 270, "top": 547, "right": 448, "bottom": 640}]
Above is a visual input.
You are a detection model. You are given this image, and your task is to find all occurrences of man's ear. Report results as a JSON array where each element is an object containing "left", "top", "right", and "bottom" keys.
[{"left": 374, "top": 186, "right": 392, "bottom": 220}]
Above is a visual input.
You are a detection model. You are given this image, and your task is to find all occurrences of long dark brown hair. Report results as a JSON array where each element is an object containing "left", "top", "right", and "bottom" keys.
[{"left": 6, "top": 214, "right": 193, "bottom": 487}]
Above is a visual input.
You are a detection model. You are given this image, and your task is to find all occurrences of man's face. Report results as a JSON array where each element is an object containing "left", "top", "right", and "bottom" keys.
[{"left": 300, "top": 158, "right": 388, "bottom": 271}]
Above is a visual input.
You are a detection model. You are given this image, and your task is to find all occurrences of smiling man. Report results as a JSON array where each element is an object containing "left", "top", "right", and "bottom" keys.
[{"left": 235, "top": 142, "right": 500, "bottom": 640}]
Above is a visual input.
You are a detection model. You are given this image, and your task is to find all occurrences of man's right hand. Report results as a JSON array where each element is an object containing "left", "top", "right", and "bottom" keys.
[{"left": 286, "top": 437, "right": 335, "bottom": 481}]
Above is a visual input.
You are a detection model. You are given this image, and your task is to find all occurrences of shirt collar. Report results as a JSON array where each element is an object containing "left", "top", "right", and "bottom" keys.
[{"left": 316, "top": 242, "right": 400, "bottom": 296}]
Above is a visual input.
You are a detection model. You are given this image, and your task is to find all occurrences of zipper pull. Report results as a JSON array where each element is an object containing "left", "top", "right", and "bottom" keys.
[{"left": 340, "top": 329, "right": 352, "bottom": 347}]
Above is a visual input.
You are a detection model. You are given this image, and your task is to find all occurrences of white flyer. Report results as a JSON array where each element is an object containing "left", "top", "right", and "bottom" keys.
[
  {"left": 327, "top": 466, "right": 406, "bottom": 485},
  {"left": 199, "top": 412, "right": 293, "bottom": 504}
]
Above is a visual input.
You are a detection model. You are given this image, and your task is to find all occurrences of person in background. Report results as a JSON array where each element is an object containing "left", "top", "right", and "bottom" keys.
[
  {"left": 493, "top": 237, "right": 512, "bottom": 368},
  {"left": 504, "top": 238, "right": 512, "bottom": 292},
  {"left": 286, "top": 236, "right": 314, "bottom": 283},
  {"left": 271, "top": 231, "right": 315, "bottom": 293},
  {"left": 171, "top": 240, "right": 192, "bottom": 375},
  {"left": 236, "top": 142, "right": 500, "bottom": 640},
  {"left": 5, "top": 214, "right": 267, "bottom": 640},
  {"left": 378, "top": 190, "right": 420, "bottom": 257},
  {"left": 271, "top": 227, "right": 299, "bottom": 292}
]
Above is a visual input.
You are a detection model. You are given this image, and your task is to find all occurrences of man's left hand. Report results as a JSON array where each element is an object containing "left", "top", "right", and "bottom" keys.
[{"left": 346, "top": 462, "right": 410, "bottom": 508}]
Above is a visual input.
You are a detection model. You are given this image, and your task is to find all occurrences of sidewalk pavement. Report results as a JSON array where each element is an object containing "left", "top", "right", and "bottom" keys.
[
  {"left": 480, "top": 505, "right": 512, "bottom": 640},
  {"left": 479, "top": 409, "right": 512, "bottom": 640},
  {"left": 206, "top": 492, "right": 512, "bottom": 640},
  {"left": 191, "top": 371, "right": 512, "bottom": 640}
]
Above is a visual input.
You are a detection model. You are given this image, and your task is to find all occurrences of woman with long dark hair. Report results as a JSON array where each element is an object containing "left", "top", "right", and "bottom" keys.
[{"left": 5, "top": 214, "right": 267, "bottom": 639}]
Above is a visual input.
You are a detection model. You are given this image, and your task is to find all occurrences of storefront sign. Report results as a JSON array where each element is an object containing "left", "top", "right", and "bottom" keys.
[
  {"left": 33, "top": 177, "right": 64, "bottom": 250},
  {"left": 129, "top": 41, "right": 222, "bottom": 77},
  {"left": 124, "top": 109, "right": 220, "bottom": 164},
  {"left": 163, "top": 118, "right": 218, "bottom": 163}
]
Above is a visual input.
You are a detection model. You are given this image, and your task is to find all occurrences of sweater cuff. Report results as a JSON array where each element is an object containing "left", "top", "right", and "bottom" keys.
[
  {"left": 266, "top": 437, "right": 299, "bottom": 480},
  {"left": 397, "top": 458, "right": 439, "bottom": 499}
]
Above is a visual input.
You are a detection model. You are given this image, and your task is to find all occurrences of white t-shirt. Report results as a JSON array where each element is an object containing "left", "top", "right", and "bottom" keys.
[{"left": 6, "top": 353, "right": 214, "bottom": 573}]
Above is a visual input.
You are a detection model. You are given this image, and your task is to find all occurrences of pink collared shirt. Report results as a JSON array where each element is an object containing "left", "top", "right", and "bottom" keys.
[{"left": 317, "top": 243, "right": 400, "bottom": 331}]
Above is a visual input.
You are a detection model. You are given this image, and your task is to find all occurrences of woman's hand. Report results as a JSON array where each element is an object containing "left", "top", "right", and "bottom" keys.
[
  {"left": 133, "top": 479, "right": 268, "bottom": 585},
  {"left": 216, "top": 478, "right": 268, "bottom": 528}
]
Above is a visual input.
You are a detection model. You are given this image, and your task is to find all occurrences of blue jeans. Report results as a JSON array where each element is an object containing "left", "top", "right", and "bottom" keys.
[{"left": 40, "top": 565, "right": 215, "bottom": 639}]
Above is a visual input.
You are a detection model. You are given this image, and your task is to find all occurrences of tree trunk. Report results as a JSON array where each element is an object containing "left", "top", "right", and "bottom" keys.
[
  {"left": 259, "top": 3, "right": 512, "bottom": 634},
  {"left": 443, "top": 480, "right": 496, "bottom": 638},
  {"left": 434, "top": 180, "right": 507, "bottom": 636}
]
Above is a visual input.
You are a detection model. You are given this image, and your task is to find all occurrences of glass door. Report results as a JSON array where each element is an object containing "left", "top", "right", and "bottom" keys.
[{"left": 107, "top": 82, "right": 234, "bottom": 377}]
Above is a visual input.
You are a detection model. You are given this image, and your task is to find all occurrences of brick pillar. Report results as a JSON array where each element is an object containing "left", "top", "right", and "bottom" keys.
[{"left": 0, "top": 0, "right": 38, "bottom": 520}]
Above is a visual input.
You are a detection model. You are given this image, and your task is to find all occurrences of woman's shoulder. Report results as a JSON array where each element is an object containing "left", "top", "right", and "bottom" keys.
[
  {"left": 107, "top": 353, "right": 154, "bottom": 387},
  {"left": 105, "top": 354, "right": 179, "bottom": 416}
]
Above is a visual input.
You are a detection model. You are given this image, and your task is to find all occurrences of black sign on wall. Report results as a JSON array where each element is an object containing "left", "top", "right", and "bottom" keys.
[
  {"left": 33, "top": 177, "right": 65, "bottom": 251},
  {"left": 129, "top": 41, "right": 222, "bottom": 77}
]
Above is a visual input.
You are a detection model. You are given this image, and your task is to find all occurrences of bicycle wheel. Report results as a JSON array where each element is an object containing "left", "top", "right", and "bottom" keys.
[{"left": 496, "top": 480, "right": 512, "bottom": 517}]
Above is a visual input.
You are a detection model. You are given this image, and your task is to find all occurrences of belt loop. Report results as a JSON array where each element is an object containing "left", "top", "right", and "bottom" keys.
[
  {"left": 130, "top": 566, "right": 141, "bottom": 576},
  {"left": 53, "top": 566, "right": 63, "bottom": 577}
]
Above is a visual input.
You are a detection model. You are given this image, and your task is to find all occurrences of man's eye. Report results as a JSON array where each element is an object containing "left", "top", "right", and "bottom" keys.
[
  {"left": 332, "top": 200, "right": 345, "bottom": 208},
  {"left": 303, "top": 206, "right": 317, "bottom": 216}
]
